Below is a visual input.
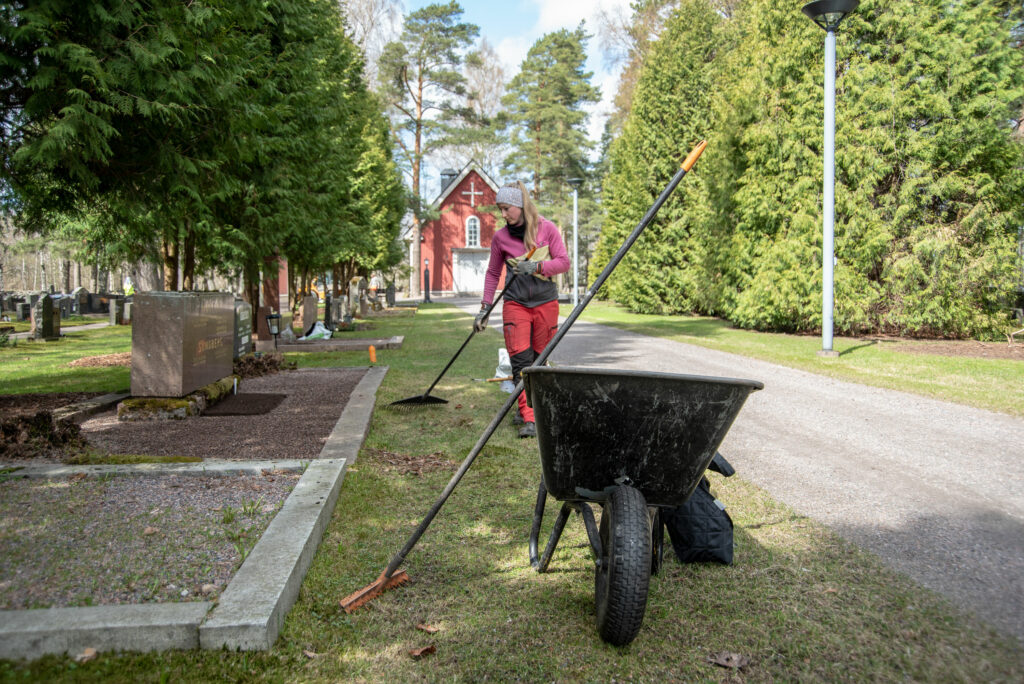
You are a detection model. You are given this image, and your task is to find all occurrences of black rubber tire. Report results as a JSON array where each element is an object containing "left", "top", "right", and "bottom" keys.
[{"left": 594, "top": 485, "right": 651, "bottom": 646}]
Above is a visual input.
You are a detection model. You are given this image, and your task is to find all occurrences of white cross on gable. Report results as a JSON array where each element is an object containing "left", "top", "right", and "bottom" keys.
[{"left": 461, "top": 180, "right": 484, "bottom": 207}]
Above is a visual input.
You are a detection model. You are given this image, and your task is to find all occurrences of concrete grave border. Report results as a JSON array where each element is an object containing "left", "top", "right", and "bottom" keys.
[{"left": 0, "top": 365, "right": 386, "bottom": 661}]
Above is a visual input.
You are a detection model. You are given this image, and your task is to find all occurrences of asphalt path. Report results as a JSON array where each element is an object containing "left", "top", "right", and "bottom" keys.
[{"left": 448, "top": 296, "right": 1024, "bottom": 644}]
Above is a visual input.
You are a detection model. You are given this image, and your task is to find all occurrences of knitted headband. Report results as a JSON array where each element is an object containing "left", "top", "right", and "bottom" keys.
[{"left": 495, "top": 184, "right": 523, "bottom": 208}]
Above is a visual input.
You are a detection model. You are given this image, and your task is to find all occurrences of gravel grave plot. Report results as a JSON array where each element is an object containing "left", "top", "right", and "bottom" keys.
[
  {"left": 0, "top": 366, "right": 368, "bottom": 610},
  {"left": 0, "top": 470, "right": 300, "bottom": 609},
  {"left": 78, "top": 367, "right": 366, "bottom": 461}
]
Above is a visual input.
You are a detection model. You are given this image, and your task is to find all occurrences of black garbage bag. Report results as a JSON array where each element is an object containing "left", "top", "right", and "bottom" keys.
[{"left": 664, "top": 475, "right": 734, "bottom": 565}]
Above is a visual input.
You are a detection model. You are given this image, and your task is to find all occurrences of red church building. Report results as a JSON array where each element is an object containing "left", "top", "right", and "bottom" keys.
[{"left": 419, "top": 162, "right": 501, "bottom": 296}]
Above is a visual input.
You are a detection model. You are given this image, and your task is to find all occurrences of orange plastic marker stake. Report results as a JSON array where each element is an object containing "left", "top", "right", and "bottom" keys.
[{"left": 368, "top": 345, "right": 377, "bottom": 364}]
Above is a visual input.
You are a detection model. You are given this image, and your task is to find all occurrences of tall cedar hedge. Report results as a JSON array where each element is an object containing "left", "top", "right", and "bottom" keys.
[{"left": 592, "top": 0, "right": 1024, "bottom": 338}]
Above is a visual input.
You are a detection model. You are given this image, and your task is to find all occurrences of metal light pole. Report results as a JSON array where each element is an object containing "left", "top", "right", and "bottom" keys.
[
  {"left": 567, "top": 178, "right": 583, "bottom": 307},
  {"left": 802, "top": 0, "right": 857, "bottom": 357}
]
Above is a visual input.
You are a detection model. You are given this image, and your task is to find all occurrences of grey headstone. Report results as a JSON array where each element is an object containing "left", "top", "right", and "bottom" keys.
[
  {"left": 347, "top": 277, "right": 365, "bottom": 318},
  {"left": 71, "top": 286, "right": 87, "bottom": 314},
  {"left": 110, "top": 298, "right": 125, "bottom": 325},
  {"left": 299, "top": 295, "right": 318, "bottom": 337},
  {"left": 130, "top": 292, "right": 234, "bottom": 398},
  {"left": 17, "top": 302, "right": 30, "bottom": 321},
  {"left": 329, "top": 297, "right": 346, "bottom": 329},
  {"left": 385, "top": 283, "right": 396, "bottom": 307}
]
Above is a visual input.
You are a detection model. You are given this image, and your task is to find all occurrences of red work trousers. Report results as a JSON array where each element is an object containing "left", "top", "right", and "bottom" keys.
[{"left": 502, "top": 299, "right": 559, "bottom": 423}]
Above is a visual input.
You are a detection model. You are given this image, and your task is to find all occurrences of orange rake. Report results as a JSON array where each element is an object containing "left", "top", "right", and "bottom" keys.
[{"left": 339, "top": 568, "right": 411, "bottom": 613}]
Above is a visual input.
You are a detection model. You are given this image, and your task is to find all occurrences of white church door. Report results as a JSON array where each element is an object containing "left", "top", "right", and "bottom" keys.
[{"left": 452, "top": 249, "right": 489, "bottom": 295}]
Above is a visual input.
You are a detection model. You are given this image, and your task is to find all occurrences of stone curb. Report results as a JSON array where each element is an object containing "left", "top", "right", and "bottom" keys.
[
  {"left": 269, "top": 335, "right": 403, "bottom": 353},
  {"left": 0, "top": 365, "right": 387, "bottom": 661},
  {"left": 199, "top": 365, "right": 386, "bottom": 651},
  {"left": 1, "top": 460, "right": 310, "bottom": 480},
  {"left": 51, "top": 392, "right": 129, "bottom": 425}
]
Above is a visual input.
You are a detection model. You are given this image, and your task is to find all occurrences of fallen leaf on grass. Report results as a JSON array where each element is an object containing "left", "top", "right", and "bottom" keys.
[
  {"left": 74, "top": 647, "right": 98, "bottom": 663},
  {"left": 409, "top": 645, "right": 436, "bottom": 660},
  {"left": 70, "top": 473, "right": 87, "bottom": 482},
  {"left": 708, "top": 652, "right": 749, "bottom": 669},
  {"left": 143, "top": 526, "right": 158, "bottom": 536},
  {"left": 303, "top": 650, "right": 319, "bottom": 659},
  {"left": 823, "top": 586, "right": 839, "bottom": 594},
  {"left": 416, "top": 623, "right": 440, "bottom": 634}
]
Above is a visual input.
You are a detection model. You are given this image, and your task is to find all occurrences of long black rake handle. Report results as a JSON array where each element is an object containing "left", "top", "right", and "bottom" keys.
[
  {"left": 376, "top": 141, "right": 708, "bottom": 584},
  {"left": 391, "top": 247, "right": 537, "bottom": 405}
]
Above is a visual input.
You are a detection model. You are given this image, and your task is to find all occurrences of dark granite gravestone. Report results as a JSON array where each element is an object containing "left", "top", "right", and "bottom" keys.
[
  {"left": 323, "top": 293, "right": 333, "bottom": 329},
  {"left": 29, "top": 293, "right": 39, "bottom": 307},
  {"left": 30, "top": 293, "right": 60, "bottom": 340},
  {"left": 130, "top": 291, "right": 234, "bottom": 398},
  {"left": 233, "top": 299, "right": 252, "bottom": 359},
  {"left": 385, "top": 283, "right": 396, "bottom": 307},
  {"left": 1, "top": 294, "right": 13, "bottom": 312},
  {"left": 17, "top": 302, "right": 30, "bottom": 321},
  {"left": 298, "top": 294, "right": 318, "bottom": 337}
]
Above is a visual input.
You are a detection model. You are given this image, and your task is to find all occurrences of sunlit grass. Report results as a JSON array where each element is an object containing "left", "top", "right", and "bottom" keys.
[
  {"left": 2, "top": 302, "right": 1021, "bottom": 681},
  {"left": 570, "top": 300, "right": 1024, "bottom": 417}
]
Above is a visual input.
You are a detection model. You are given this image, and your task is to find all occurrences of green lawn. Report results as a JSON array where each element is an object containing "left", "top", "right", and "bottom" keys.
[
  {"left": 569, "top": 300, "right": 1024, "bottom": 418},
  {"left": 1, "top": 303, "right": 1021, "bottom": 681}
]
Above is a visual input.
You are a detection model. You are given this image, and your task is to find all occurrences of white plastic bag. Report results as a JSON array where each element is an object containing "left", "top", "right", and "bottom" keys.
[
  {"left": 496, "top": 348, "right": 514, "bottom": 393},
  {"left": 299, "top": 321, "right": 332, "bottom": 340}
]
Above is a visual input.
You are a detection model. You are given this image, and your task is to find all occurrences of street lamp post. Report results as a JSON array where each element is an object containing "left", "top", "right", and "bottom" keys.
[
  {"left": 567, "top": 178, "right": 583, "bottom": 307},
  {"left": 802, "top": 0, "right": 857, "bottom": 358}
]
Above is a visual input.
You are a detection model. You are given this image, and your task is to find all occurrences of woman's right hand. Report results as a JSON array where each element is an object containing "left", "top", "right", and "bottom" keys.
[{"left": 473, "top": 305, "right": 490, "bottom": 332}]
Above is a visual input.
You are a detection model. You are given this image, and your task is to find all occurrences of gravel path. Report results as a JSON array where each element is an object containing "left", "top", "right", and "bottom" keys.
[{"left": 451, "top": 297, "right": 1024, "bottom": 643}]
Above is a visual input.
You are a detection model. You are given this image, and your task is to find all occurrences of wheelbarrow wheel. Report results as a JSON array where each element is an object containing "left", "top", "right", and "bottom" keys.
[{"left": 595, "top": 485, "right": 651, "bottom": 646}]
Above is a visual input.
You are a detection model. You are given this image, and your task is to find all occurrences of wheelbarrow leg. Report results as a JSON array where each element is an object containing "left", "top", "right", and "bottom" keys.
[{"left": 530, "top": 480, "right": 573, "bottom": 572}]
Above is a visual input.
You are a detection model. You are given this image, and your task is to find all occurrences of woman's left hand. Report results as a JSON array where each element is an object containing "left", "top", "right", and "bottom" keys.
[{"left": 512, "top": 260, "right": 540, "bottom": 276}]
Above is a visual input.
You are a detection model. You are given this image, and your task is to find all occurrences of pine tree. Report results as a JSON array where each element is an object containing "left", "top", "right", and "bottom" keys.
[
  {"left": 502, "top": 24, "right": 600, "bottom": 206},
  {"left": 377, "top": 1, "right": 479, "bottom": 295}
]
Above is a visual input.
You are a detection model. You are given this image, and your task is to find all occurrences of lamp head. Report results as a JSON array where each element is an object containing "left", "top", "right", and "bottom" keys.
[
  {"left": 266, "top": 312, "right": 281, "bottom": 336},
  {"left": 802, "top": 0, "right": 858, "bottom": 32},
  {"left": 566, "top": 177, "right": 584, "bottom": 190}
]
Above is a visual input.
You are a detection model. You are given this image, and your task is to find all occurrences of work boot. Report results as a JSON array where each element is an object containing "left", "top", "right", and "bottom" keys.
[{"left": 518, "top": 421, "right": 536, "bottom": 438}]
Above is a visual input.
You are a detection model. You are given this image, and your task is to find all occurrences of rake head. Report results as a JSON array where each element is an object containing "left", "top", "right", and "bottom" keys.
[
  {"left": 388, "top": 394, "right": 448, "bottom": 407},
  {"left": 339, "top": 568, "right": 411, "bottom": 613}
]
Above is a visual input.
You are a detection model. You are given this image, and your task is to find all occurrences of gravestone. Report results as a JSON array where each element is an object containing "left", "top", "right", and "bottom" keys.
[
  {"left": 1, "top": 294, "right": 13, "bottom": 312},
  {"left": 233, "top": 299, "right": 252, "bottom": 359},
  {"left": 30, "top": 293, "right": 60, "bottom": 340},
  {"left": 17, "top": 302, "right": 30, "bottom": 321},
  {"left": 110, "top": 298, "right": 125, "bottom": 325},
  {"left": 71, "top": 286, "right": 87, "bottom": 314},
  {"left": 323, "top": 293, "right": 333, "bottom": 330},
  {"left": 385, "top": 283, "right": 396, "bottom": 308},
  {"left": 130, "top": 292, "right": 234, "bottom": 398},
  {"left": 123, "top": 300, "right": 133, "bottom": 323},
  {"left": 359, "top": 293, "right": 369, "bottom": 317},
  {"left": 298, "top": 294, "right": 318, "bottom": 337},
  {"left": 57, "top": 296, "right": 72, "bottom": 319},
  {"left": 347, "top": 277, "right": 365, "bottom": 318},
  {"left": 330, "top": 296, "right": 347, "bottom": 328},
  {"left": 29, "top": 293, "right": 39, "bottom": 307}
]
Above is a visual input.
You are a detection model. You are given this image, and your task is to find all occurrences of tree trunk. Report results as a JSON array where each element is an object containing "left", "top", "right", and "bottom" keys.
[
  {"left": 242, "top": 260, "right": 260, "bottom": 333},
  {"left": 161, "top": 233, "right": 179, "bottom": 291},
  {"left": 182, "top": 223, "right": 196, "bottom": 291}
]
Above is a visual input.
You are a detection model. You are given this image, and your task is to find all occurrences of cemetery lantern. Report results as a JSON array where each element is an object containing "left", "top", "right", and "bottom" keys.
[
  {"left": 802, "top": 0, "right": 858, "bottom": 357},
  {"left": 266, "top": 312, "right": 282, "bottom": 349}
]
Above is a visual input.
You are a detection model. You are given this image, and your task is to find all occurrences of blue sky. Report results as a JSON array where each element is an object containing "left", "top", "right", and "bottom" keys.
[{"left": 402, "top": 0, "right": 631, "bottom": 143}]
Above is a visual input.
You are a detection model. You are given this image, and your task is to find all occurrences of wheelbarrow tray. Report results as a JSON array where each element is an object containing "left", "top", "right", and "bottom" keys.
[{"left": 522, "top": 366, "right": 762, "bottom": 508}]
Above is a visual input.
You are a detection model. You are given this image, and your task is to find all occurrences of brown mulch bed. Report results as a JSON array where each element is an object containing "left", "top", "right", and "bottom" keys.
[
  {"left": 68, "top": 352, "right": 131, "bottom": 368},
  {"left": 78, "top": 368, "right": 366, "bottom": 462},
  {"left": 880, "top": 338, "right": 1024, "bottom": 361}
]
